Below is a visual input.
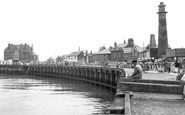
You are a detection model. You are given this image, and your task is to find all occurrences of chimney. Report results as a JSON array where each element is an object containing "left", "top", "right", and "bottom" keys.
[
  {"left": 78, "top": 47, "right": 80, "bottom": 52},
  {"left": 114, "top": 42, "right": 117, "bottom": 48},
  {"left": 24, "top": 43, "right": 27, "bottom": 49},
  {"left": 31, "top": 44, "right": 33, "bottom": 52},
  {"left": 124, "top": 40, "right": 126, "bottom": 44},
  {"left": 8, "top": 43, "right": 10, "bottom": 49},
  {"left": 150, "top": 34, "right": 157, "bottom": 48},
  {"left": 128, "top": 38, "right": 134, "bottom": 47}
]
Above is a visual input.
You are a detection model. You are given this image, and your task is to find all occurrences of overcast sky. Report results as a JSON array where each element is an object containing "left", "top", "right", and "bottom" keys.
[{"left": 0, "top": 0, "right": 185, "bottom": 61}]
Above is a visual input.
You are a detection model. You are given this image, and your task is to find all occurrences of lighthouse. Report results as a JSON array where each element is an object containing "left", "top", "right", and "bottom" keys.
[{"left": 157, "top": 2, "right": 168, "bottom": 58}]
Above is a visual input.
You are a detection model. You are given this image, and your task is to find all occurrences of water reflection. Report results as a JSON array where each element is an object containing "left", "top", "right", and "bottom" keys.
[{"left": 0, "top": 75, "right": 114, "bottom": 115}]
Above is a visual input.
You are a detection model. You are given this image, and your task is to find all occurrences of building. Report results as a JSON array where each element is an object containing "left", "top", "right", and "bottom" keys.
[
  {"left": 4, "top": 43, "right": 38, "bottom": 63},
  {"left": 87, "top": 51, "right": 94, "bottom": 64},
  {"left": 138, "top": 48, "right": 149, "bottom": 61},
  {"left": 157, "top": 2, "right": 168, "bottom": 58},
  {"left": 116, "top": 38, "right": 144, "bottom": 63},
  {"left": 56, "top": 56, "right": 63, "bottom": 64},
  {"left": 61, "top": 54, "right": 69, "bottom": 62},
  {"left": 93, "top": 48, "right": 111, "bottom": 65},
  {"left": 110, "top": 42, "right": 124, "bottom": 62},
  {"left": 67, "top": 51, "right": 85, "bottom": 63},
  {"left": 166, "top": 48, "right": 185, "bottom": 61}
]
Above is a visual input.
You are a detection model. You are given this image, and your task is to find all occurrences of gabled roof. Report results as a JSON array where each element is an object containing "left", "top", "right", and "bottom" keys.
[
  {"left": 4, "top": 44, "right": 32, "bottom": 53},
  {"left": 62, "top": 54, "right": 69, "bottom": 58},
  {"left": 117, "top": 43, "right": 128, "bottom": 48},
  {"left": 68, "top": 51, "right": 81, "bottom": 56},
  {"left": 93, "top": 49, "right": 111, "bottom": 55}
]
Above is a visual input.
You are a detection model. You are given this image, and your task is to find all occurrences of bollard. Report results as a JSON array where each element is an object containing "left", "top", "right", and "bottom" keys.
[{"left": 125, "top": 91, "right": 131, "bottom": 115}]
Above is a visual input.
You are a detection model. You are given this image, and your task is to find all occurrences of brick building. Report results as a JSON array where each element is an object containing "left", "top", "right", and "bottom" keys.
[
  {"left": 4, "top": 43, "right": 38, "bottom": 63},
  {"left": 92, "top": 38, "right": 144, "bottom": 65},
  {"left": 110, "top": 42, "right": 124, "bottom": 62},
  {"left": 116, "top": 38, "right": 143, "bottom": 63},
  {"left": 93, "top": 48, "right": 111, "bottom": 64}
]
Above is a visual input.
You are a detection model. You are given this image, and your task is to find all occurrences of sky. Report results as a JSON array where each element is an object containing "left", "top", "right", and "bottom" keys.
[{"left": 0, "top": 0, "right": 185, "bottom": 61}]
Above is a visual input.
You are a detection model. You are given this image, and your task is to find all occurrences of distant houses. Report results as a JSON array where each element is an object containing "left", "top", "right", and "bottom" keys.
[
  {"left": 3, "top": 33, "right": 182, "bottom": 66},
  {"left": 67, "top": 51, "right": 86, "bottom": 63},
  {"left": 58, "top": 50, "right": 87, "bottom": 65},
  {"left": 91, "top": 38, "right": 145, "bottom": 64},
  {"left": 56, "top": 38, "right": 152, "bottom": 66},
  {"left": 63, "top": 38, "right": 146, "bottom": 67}
]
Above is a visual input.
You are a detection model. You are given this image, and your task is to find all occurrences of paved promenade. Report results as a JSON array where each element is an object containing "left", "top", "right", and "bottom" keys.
[
  {"left": 123, "top": 68, "right": 185, "bottom": 115},
  {"left": 123, "top": 68, "right": 178, "bottom": 81}
]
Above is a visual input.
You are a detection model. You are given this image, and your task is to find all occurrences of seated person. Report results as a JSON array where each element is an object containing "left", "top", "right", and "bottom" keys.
[
  {"left": 176, "top": 69, "right": 185, "bottom": 81},
  {"left": 176, "top": 72, "right": 184, "bottom": 80},
  {"left": 127, "top": 60, "right": 142, "bottom": 79}
]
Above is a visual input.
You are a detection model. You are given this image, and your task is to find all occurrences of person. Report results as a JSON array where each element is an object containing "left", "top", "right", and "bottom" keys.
[
  {"left": 174, "top": 60, "right": 182, "bottom": 73},
  {"left": 176, "top": 71, "right": 185, "bottom": 80},
  {"left": 127, "top": 60, "right": 142, "bottom": 79},
  {"left": 176, "top": 66, "right": 185, "bottom": 81}
]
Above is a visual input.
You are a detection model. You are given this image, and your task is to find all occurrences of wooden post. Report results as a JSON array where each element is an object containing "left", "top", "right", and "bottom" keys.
[
  {"left": 183, "top": 85, "right": 185, "bottom": 100},
  {"left": 125, "top": 91, "right": 131, "bottom": 115},
  {"left": 108, "top": 70, "right": 112, "bottom": 85},
  {"left": 89, "top": 68, "right": 91, "bottom": 79}
]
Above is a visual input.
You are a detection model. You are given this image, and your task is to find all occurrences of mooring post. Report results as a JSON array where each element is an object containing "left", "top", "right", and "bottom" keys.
[
  {"left": 89, "top": 68, "right": 92, "bottom": 80},
  {"left": 93, "top": 69, "right": 96, "bottom": 81},
  {"left": 183, "top": 83, "right": 185, "bottom": 100},
  {"left": 108, "top": 70, "right": 112, "bottom": 85},
  {"left": 125, "top": 91, "right": 131, "bottom": 115}
]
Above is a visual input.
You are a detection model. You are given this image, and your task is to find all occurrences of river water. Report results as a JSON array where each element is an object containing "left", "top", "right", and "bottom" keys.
[{"left": 0, "top": 74, "right": 114, "bottom": 115}]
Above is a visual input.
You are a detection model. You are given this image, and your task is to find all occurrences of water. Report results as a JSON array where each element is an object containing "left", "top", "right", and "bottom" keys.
[{"left": 0, "top": 74, "right": 114, "bottom": 115}]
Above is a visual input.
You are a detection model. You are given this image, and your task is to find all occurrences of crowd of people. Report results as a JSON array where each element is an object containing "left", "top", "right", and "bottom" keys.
[{"left": 119, "top": 58, "right": 185, "bottom": 81}]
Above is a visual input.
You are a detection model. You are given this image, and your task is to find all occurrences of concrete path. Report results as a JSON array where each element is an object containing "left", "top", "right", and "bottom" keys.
[{"left": 123, "top": 68, "right": 178, "bottom": 81}]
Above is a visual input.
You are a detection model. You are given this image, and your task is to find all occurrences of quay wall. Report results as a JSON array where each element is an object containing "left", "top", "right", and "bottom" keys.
[
  {"left": 0, "top": 65, "right": 29, "bottom": 75},
  {"left": 0, "top": 64, "right": 124, "bottom": 91}
]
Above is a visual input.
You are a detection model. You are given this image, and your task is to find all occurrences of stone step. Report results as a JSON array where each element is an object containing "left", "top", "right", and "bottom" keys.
[
  {"left": 107, "top": 114, "right": 124, "bottom": 115},
  {"left": 109, "top": 97, "right": 125, "bottom": 114},
  {"left": 132, "top": 92, "right": 183, "bottom": 100},
  {"left": 105, "top": 113, "right": 124, "bottom": 115},
  {"left": 119, "top": 82, "right": 183, "bottom": 94},
  {"left": 120, "top": 78, "right": 182, "bottom": 85}
]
